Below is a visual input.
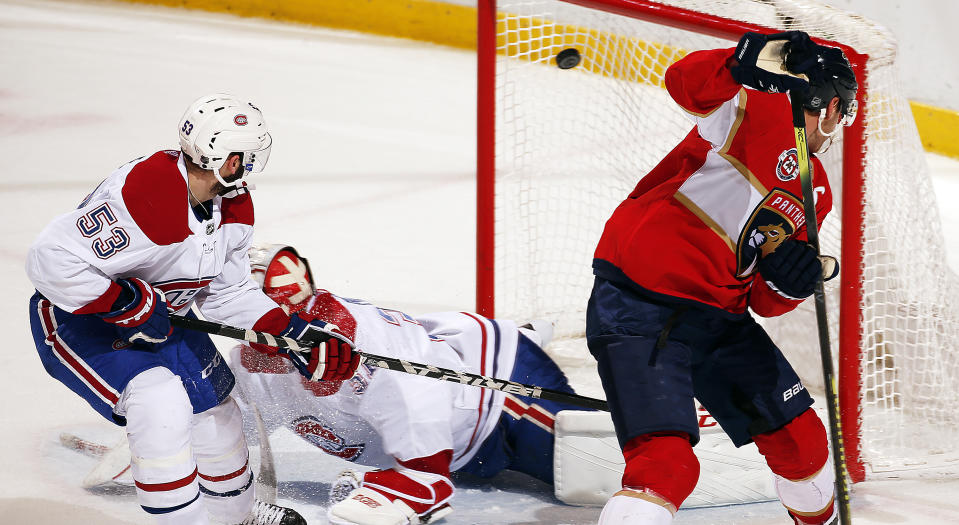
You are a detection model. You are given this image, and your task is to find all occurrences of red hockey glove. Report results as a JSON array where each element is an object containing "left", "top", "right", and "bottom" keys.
[
  {"left": 98, "top": 277, "right": 171, "bottom": 344},
  {"left": 275, "top": 314, "right": 360, "bottom": 382}
]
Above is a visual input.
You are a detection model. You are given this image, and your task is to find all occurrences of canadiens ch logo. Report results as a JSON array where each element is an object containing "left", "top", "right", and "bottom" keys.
[
  {"left": 776, "top": 148, "right": 800, "bottom": 181},
  {"left": 234, "top": 114, "right": 248, "bottom": 126},
  {"left": 736, "top": 189, "right": 806, "bottom": 277},
  {"left": 292, "top": 416, "right": 365, "bottom": 461}
]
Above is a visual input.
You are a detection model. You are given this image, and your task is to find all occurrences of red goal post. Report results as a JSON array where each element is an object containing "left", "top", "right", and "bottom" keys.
[{"left": 476, "top": 0, "right": 958, "bottom": 483}]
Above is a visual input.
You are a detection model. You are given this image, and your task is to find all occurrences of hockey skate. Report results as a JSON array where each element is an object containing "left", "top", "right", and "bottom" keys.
[{"left": 238, "top": 499, "right": 307, "bottom": 525}]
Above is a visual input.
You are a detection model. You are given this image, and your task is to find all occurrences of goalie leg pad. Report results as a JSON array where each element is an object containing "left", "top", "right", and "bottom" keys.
[
  {"left": 329, "top": 486, "right": 421, "bottom": 525},
  {"left": 328, "top": 456, "right": 454, "bottom": 525},
  {"left": 621, "top": 432, "right": 699, "bottom": 509}
]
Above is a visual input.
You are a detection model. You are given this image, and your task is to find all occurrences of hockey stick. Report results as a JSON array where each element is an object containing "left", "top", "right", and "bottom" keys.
[
  {"left": 251, "top": 401, "right": 278, "bottom": 505},
  {"left": 60, "top": 432, "right": 110, "bottom": 457},
  {"left": 170, "top": 316, "right": 610, "bottom": 411},
  {"left": 791, "top": 95, "right": 852, "bottom": 525}
]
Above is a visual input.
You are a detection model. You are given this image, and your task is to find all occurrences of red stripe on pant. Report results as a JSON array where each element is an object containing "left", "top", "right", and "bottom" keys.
[
  {"left": 135, "top": 468, "right": 198, "bottom": 492},
  {"left": 198, "top": 461, "right": 249, "bottom": 483}
]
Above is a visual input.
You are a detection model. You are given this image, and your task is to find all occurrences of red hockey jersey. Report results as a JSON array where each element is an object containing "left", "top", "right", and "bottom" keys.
[{"left": 592, "top": 48, "right": 832, "bottom": 317}]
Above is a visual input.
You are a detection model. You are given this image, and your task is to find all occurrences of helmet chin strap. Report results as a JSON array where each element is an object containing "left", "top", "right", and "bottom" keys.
[
  {"left": 210, "top": 163, "right": 250, "bottom": 190},
  {"left": 812, "top": 109, "right": 842, "bottom": 154},
  {"left": 817, "top": 109, "right": 842, "bottom": 138}
]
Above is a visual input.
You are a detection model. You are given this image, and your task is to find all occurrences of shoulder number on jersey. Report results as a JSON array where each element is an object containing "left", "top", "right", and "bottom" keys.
[{"left": 76, "top": 203, "right": 130, "bottom": 259}]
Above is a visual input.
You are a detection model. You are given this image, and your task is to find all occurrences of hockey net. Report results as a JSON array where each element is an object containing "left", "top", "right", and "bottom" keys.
[{"left": 476, "top": 0, "right": 959, "bottom": 482}]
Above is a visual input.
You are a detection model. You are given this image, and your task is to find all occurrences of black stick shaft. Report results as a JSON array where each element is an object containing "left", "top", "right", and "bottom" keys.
[
  {"left": 170, "top": 316, "right": 610, "bottom": 411},
  {"left": 792, "top": 97, "right": 852, "bottom": 525}
]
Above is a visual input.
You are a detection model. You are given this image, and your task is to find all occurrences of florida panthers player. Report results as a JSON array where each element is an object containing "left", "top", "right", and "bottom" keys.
[
  {"left": 26, "top": 94, "right": 360, "bottom": 525},
  {"left": 231, "top": 243, "right": 583, "bottom": 525},
  {"left": 586, "top": 32, "right": 857, "bottom": 524}
]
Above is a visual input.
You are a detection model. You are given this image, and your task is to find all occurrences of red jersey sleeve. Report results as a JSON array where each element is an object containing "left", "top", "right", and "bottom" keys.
[{"left": 665, "top": 48, "right": 741, "bottom": 116}]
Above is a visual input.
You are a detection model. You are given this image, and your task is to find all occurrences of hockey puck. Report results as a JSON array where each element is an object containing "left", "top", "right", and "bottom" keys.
[{"left": 556, "top": 48, "right": 581, "bottom": 69}]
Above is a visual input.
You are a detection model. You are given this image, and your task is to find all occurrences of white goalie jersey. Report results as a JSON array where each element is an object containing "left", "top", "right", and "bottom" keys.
[{"left": 230, "top": 290, "right": 519, "bottom": 471}]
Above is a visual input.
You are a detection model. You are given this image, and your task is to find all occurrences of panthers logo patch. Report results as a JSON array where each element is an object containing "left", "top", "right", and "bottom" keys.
[{"left": 736, "top": 189, "right": 806, "bottom": 277}]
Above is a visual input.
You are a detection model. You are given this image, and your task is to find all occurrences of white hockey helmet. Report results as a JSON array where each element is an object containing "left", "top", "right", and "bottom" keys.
[
  {"left": 249, "top": 243, "right": 314, "bottom": 315},
  {"left": 178, "top": 93, "right": 272, "bottom": 188}
]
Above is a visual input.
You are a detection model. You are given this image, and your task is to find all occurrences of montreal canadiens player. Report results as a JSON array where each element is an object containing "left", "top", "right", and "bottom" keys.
[
  {"left": 586, "top": 32, "right": 858, "bottom": 525},
  {"left": 231, "top": 243, "right": 586, "bottom": 525},
  {"left": 25, "top": 94, "right": 360, "bottom": 525}
]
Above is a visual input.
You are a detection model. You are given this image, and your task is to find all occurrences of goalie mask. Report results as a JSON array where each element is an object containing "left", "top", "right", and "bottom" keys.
[
  {"left": 250, "top": 243, "right": 314, "bottom": 315},
  {"left": 178, "top": 93, "right": 273, "bottom": 188}
]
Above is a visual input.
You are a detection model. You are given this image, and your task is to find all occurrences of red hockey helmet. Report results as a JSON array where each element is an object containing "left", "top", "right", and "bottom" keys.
[{"left": 249, "top": 243, "right": 315, "bottom": 315}]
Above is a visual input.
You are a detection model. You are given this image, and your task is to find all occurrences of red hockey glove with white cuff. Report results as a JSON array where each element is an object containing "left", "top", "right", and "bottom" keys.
[
  {"left": 328, "top": 451, "right": 454, "bottom": 525},
  {"left": 253, "top": 311, "right": 360, "bottom": 382},
  {"left": 98, "top": 277, "right": 171, "bottom": 344}
]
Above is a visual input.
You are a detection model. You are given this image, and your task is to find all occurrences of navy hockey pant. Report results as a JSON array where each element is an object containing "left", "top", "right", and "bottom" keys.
[
  {"left": 29, "top": 292, "right": 235, "bottom": 424},
  {"left": 585, "top": 277, "right": 813, "bottom": 449}
]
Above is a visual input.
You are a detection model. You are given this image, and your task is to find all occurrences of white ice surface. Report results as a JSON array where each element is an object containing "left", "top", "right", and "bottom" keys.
[{"left": 2, "top": 1, "right": 959, "bottom": 523}]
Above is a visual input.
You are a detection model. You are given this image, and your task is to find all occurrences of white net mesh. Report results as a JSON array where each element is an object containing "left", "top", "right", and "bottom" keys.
[{"left": 489, "top": 0, "right": 959, "bottom": 479}]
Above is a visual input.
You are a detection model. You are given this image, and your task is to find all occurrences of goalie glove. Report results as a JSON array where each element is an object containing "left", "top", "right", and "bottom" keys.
[
  {"left": 98, "top": 277, "right": 171, "bottom": 345},
  {"left": 728, "top": 31, "right": 815, "bottom": 95},
  {"left": 253, "top": 313, "right": 361, "bottom": 382},
  {"left": 759, "top": 239, "right": 839, "bottom": 300}
]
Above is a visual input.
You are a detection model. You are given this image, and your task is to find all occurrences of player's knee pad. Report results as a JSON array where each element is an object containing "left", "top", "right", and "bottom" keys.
[
  {"left": 753, "top": 409, "right": 829, "bottom": 480},
  {"left": 621, "top": 432, "right": 699, "bottom": 510},
  {"left": 193, "top": 396, "right": 254, "bottom": 524},
  {"left": 118, "top": 367, "right": 202, "bottom": 517}
]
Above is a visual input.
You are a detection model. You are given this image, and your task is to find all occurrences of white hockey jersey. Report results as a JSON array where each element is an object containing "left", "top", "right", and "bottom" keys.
[
  {"left": 26, "top": 150, "right": 278, "bottom": 327},
  {"left": 231, "top": 290, "right": 519, "bottom": 471}
]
